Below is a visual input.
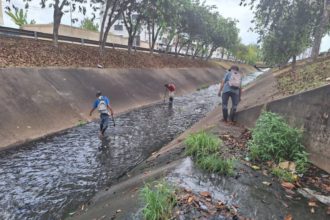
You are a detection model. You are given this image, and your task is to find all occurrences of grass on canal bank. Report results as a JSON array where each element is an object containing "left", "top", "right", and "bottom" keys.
[
  {"left": 141, "top": 181, "right": 176, "bottom": 220},
  {"left": 185, "top": 131, "right": 234, "bottom": 175},
  {"left": 248, "top": 111, "right": 309, "bottom": 175}
]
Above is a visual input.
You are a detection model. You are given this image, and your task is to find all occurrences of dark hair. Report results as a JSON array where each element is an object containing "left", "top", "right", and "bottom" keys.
[
  {"left": 231, "top": 65, "right": 239, "bottom": 71},
  {"left": 96, "top": 91, "right": 102, "bottom": 97}
]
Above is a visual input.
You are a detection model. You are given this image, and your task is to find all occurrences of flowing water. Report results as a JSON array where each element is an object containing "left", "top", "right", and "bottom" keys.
[{"left": 0, "top": 72, "right": 262, "bottom": 220}]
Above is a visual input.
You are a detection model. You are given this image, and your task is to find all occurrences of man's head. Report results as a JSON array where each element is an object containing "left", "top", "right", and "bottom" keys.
[
  {"left": 96, "top": 91, "right": 102, "bottom": 97},
  {"left": 231, "top": 65, "right": 239, "bottom": 72},
  {"left": 164, "top": 84, "right": 169, "bottom": 87}
]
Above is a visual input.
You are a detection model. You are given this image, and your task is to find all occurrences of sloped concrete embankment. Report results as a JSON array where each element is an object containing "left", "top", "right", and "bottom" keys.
[
  {"left": 0, "top": 67, "right": 225, "bottom": 149},
  {"left": 237, "top": 84, "right": 330, "bottom": 173}
]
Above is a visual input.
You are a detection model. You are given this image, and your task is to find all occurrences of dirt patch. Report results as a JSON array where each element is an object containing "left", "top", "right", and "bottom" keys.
[{"left": 0, "top": 36, "right": 214, "bottom": 68}]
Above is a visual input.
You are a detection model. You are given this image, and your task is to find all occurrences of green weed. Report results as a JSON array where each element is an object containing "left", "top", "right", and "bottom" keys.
[
  {"left": 271, "top": 167, "right": 295, "bottom": 183},
  {"left": 197, "top": 84, "right": 210, "bottom": 91},
  {"left": 197, "top": 155, "right": 234, "bottom": 175},
  {"left": 185, "top": 132, "right": 234, "bottom": 175},
  {"left": 248, "top": 111, "right": 309, "bottom": 174},
  {"left": 185, "top": 131, "right": 221, "bottom": 158},
  {"left": 141, "top": 181, "right": 176, "bottom": 220},
  {"left": 77, "top": 120, "right": 87, "bottom": 126}
]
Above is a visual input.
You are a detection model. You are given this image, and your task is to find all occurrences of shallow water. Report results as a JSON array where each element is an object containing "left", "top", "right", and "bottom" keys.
[{"left": 0, "top": 72, "right": 262, "bottom": 219}]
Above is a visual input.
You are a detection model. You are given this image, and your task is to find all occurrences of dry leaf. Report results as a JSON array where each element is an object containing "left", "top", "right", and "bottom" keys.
[
  {"left": 281, "top": 182, "right": 295, "bottom": 190},
  {"left": 284, "top": 214, "right": 292, "bottom": 220},
  {"left": 200, "top": 191, "right": 211, "bottom": 198}
]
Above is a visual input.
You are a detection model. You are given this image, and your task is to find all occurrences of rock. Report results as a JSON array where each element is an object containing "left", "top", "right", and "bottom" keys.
[{"left": 251, "top": 165, "right": 261, "bottom": 170}]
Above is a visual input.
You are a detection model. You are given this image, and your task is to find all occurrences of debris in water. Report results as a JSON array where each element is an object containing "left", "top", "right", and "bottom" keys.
[
  {"left": 262, "top": 181, "right": 272, "bottom": 186},
  {"left": 297, "top": 188, "right": 330, "bottom": 205},
  {"left": 251, "top": 165, "right": 260, "bottom": 170},
  {"left": 200, "top": 191, "right": 211, "bottom": 198},
  {"left": 281, "top": 182, "right": 295, "bottom": 190}
]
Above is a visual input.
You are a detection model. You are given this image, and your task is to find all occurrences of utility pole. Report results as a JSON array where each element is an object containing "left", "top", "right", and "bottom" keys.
[{"left": 0, "top": 0, "right": 4, "bottom": 26}]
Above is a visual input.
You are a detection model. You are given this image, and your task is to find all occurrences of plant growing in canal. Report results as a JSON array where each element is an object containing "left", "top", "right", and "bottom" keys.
[
  {"left": 185, "top": 131, "right": 221, "bottom": 158},
  {"left": 141, "top": 181, "right": 176, "bottom": 220},
  {"left": 197, "top": 155, "right": 234, "bottom": 175},
  {"left": 185, "top": 132, "right": 234, "bottom": 175},
  {"left": 271, "top": 167, "right": 296, "bottom": 183},
  {"left": 248, "top": 111, "right": 309, "bottom": 174}
]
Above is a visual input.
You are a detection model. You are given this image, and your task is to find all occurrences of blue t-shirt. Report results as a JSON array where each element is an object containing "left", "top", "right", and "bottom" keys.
[
  {"left": 223, "top": 71, "right": 242, "bottom": 95},
  {"left": 93, "top": 96, "right": 110, "bottom": 109}
]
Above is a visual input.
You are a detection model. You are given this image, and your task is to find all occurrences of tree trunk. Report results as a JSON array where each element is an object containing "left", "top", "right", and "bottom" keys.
[
  {"left": 185, "top": 41, "right": 191, "bottom": 56},
  {"left": 128, "top": 35, "right": 134, "bottom": 54},
  {"left": 53, "top": 3, "right": 63, "bottom": 48},
  {"left": 291, "top": 55, "right": 297, "bottom": 80},
  {"left": 221, "top": 48, "right": 225, "bottom": 59},
  {"left": 311, "top": 0, "right": 329, "bottom": 60},
  {"left": 99, "top": 1, "right": 111, "bottom": 54},
  {"left": 207, "top": 47, "right": 216, "bottom": 61}
]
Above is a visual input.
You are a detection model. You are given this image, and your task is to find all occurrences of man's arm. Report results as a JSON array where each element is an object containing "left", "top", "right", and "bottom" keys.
[
  {"left": 239, "top": 88, "right": 242, "bottom": 101},
  {"left": 89, "top": 107, "right": 96, "bottom": 116},
  {"left": 107, "top": 105, "right": 114, "bottom": 116},
  {"left": 90, "top": 100, "right": 98, "bottom": 116},
  {"left": 218, "top": 80, "right": 225, "bottom": 96}
]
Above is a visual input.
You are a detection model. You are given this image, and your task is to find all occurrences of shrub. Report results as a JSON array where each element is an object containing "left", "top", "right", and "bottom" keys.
[
  {"left": 248, "top": 111, "right": 309, "bottom": 173},
  {"left": 141, "top": 181, "right": 176, "bottom": 220}
]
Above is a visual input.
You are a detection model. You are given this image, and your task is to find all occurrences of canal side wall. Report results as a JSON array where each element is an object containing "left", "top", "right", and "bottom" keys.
[
  {"left": 0, "top": 67, "right": 225, "bottom": 149},
  {"left": 236, "top": 85, "right": 330, "bottom": 173}
]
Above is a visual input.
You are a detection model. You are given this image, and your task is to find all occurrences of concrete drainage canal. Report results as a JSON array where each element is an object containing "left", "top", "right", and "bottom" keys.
[{"left": 0, "top": 72, "right": 263, "bottom": 219}]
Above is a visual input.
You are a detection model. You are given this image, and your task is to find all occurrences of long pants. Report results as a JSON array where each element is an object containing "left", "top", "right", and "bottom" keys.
[
  {"left": 100, "top": 113, "right": 109, "bottom": 134},
  {"left": 222, "top": 91, "right": 239, "bottom": 121}
]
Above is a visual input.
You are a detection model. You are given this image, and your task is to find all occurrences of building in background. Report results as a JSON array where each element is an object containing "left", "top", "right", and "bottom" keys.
[{"left": 0, "top": 0, "right": 4, "bottom": 25}]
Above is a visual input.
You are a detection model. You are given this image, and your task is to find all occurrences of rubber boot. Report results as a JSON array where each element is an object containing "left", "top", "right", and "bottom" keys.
[
  {"left": 222, "top": 109, "right": 228, "bottom": 122},
  {"left": 230, "top": 108, "right": 237, "bottom": 122}
]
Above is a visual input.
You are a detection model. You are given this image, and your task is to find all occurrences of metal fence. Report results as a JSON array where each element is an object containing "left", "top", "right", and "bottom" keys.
[{"left": 0, "top": 26, "right": 183, "bottom": 56}]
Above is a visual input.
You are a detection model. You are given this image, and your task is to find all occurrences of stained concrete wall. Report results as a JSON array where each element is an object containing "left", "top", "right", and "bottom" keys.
[
  {"left": 236, "top": 85, "right": 330, "bottom": 173},
  {"left": 22, "top": 24, "right": 150, "bottom": 48},
  {"left": 0, "top": 67, "right": 224, "bottom": 149}
]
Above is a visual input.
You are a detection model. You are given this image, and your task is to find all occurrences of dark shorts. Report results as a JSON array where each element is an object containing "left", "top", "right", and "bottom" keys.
[{"left": 100, "top": 113, "right": 109, "bottom": 132}]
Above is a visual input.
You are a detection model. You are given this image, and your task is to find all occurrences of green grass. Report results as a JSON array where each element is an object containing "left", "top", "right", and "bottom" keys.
[
  {"left": 77, "top": 120, "right": 87, "bottom": 126},
  {"left": 197, "top": 84, "right": 210, "bottom": 91},
  {"left": 141, "top": 181, "right": 176, "bottom": 220},
  {"left": 277, "top": 58, "right": 330, "bottom": 95},
  {"left": 197, "top": 155, "right": 234, "bottom": 175},
  {"left": 185, "top": 131, "right": 234, "bottom": 175},
  {"left": 271, "top": 167, "right": 295, "bottom": 183},
  {"left": 248, "top": 111, "right": 309, "bottom": 174},
  {"left": 185, "top": 131, "right": 220, "bottom": 158}
]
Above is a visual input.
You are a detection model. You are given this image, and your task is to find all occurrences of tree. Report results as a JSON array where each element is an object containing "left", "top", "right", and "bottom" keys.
[
  {"left": 96, "top": 0, "right": 130, "bottom": 54},
  {"left": 311, "top": 0, "right": 330, "bottom": 60},
  {"left": 80, "top": 18, "right": 99, "bottom": 31},
  {"left": 9, "top": 0, "right": 87, "bottom": 48},
  {"left": 241, "top": 0, "right": 330, "bottom": 60},
  {"left": 122, "top": 0, "right": 145, "bottom": 53},
  {"left": 261, "top": 3, "right": 312, "bottom": 79},
  {"left": 5, "top": 8, "right": 28, "bottom": 28},
  {"left": 241, "top": 0, "right": 315, "bottom": 76}
]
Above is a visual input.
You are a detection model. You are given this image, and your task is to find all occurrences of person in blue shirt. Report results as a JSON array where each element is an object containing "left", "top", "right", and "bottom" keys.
[
  {"left": 218, "top": 65, "right": 242, "bottom": 123},
  {"left": 89, "top": 91, "right": 114, "bottom": 138}
]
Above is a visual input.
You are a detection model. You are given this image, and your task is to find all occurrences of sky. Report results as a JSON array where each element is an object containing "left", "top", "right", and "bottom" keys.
[{"left": 2, "top": 0, "right": 330, "bottom": 52}]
